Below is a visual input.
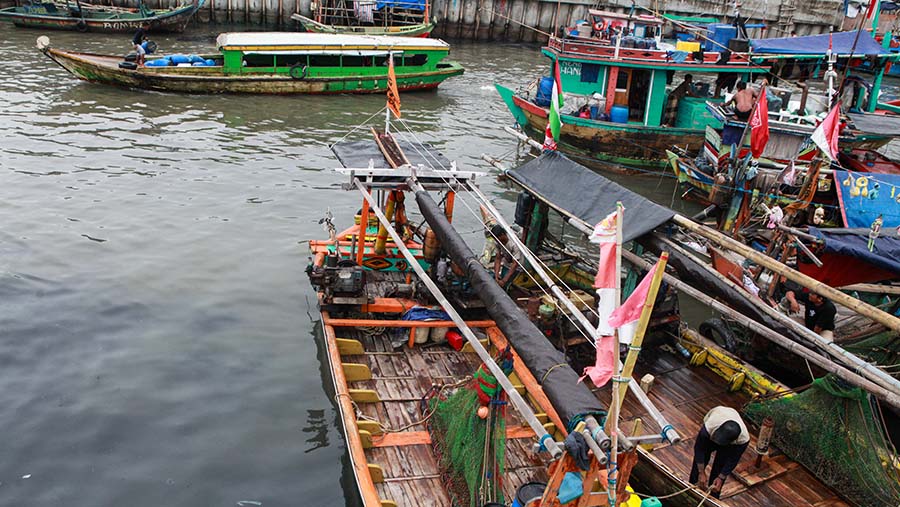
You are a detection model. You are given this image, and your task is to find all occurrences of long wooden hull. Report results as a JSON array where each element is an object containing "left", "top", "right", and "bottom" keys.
[
  {"left": 291, "top": 14, "right": 435, "bottom": 37},
  {"left": 495, "top": 84, "right": 704, "bottom": 171},
  {"left": 42, "top": 48, "right": 464, "bottom": 95},
  {"left": 0, "top": 1, "right": 202, "bottom": 33}
]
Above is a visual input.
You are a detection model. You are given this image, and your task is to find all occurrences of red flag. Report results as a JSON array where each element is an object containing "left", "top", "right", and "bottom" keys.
[
  {"left": 811, "top": 101, "right": 842, "bottom": 160},
  {"left": 581, "top": 336, "right": 617, "bottom": 387},
  {"left": 749, "top": 90, "right": 769, "bottom": 158},
  {"left": 386, "top": 53, "right": 401, "bottom": 119}
]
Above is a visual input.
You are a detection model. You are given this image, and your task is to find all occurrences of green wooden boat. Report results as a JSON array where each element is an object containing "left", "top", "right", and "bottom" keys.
[
  {"left": 38, "top": 32, "right": 464, "bottom": 94},
  {"left": 291, "top": 14, "right": 435, "bottom": 37},
  {"left": 0, "top": 0, "right": 203, "bottom": 33}
]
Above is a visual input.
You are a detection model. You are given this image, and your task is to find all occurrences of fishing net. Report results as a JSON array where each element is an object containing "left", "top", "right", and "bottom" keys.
[
  {"left": 744, "top": 376, "right": 900, "bottom": 506},
  {"left": 426, "top": 350, "right": 513, "bottom": 507}
]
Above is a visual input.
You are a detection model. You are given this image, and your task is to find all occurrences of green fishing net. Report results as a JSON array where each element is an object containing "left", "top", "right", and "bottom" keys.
[
  {"left": 744, "top": 376, "right": 900, "bottom": 506},
  {"left": 428, "top": 370, "right": 508, "bottom": 507}
]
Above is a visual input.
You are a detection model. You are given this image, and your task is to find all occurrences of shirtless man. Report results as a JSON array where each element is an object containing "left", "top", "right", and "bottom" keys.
[{"left": 725, "top": 81, "right": 757, "bottom": 121}]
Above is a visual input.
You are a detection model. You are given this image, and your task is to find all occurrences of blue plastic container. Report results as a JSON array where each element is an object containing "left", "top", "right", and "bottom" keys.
[
  {"left": 610, "top": 105, "right": 629, "bottom": 123},
  {"left": 641, "top": 498, "right": 663, "bottom": 507},
  {"left": 589, "top": 105, "right": 599, "bottom": 119},
  {"left": 535, "top": 77, "right": 553, "bottom": 107},
  {"left": 145, "top": 58, "right": 170, "bottom": 67},
  {"left": 189, "top": 54, "right": 205, "bottom": 63},
  {"left": 511, "top": 482, "right": 546, "bottom": 507},
  {"left": 705, "top": 23, "right": 737, "bottom": 51},
  {"left": 204, "top": 59, "right": 216, "bottom": 66},
  {"left": 169, "top": 54, "right": 190, "bottom": 65}
]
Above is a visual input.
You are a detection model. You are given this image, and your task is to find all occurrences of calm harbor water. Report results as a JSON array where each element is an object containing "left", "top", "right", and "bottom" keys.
[{"left": 2, "top": 23, "right": 895, "bottom": 506}]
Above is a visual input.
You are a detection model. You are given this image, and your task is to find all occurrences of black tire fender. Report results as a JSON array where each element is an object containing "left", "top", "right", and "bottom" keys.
[
  {"left": 289, "top": 63, "right": 308, "bottom": 80},
  {"left": 118, "top": 61, "right": 138, "bottom": 70},
  {"left": 698, "top": 318, "right": 738, "bottom": 352},
  {"left": 75, "top": 18, "right": 87, "bottom": 32}
]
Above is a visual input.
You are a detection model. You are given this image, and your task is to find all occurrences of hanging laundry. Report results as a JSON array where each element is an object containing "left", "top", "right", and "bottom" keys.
[{"left": 355, "top": 0, "right": 375, "bottom": 23}]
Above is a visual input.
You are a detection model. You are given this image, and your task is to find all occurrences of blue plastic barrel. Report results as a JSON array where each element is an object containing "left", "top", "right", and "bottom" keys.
[
  {"left": 610, "top": 105, "right": 629, "bottom": 123},
  {"left": 590, "top": 105, "right": 599, "bottom": 119},
  {"left": 169, "top": 54, "right": 190, "bottom": 65},
  {"left": 204, "top": 59, "right": 216, "bottom": 66},
  {"left": 189, "top": 54, "right": 205, "bottom": 63},
  {"left": 535, "top": 77, "right": 553, "bottom": 107},
  {"left": 512, "top": 482, "right": 546, "bottom": 507}
]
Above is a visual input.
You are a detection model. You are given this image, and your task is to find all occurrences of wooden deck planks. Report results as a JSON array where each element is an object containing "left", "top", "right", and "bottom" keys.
[{"left": 609, "top": 347, "right": 849, "bottom": 507}]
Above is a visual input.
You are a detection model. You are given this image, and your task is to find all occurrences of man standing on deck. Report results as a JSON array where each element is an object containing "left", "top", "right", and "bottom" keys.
[
  {"left": 690, "top": 406, "right": 750, "bottom": 498},
  {"left": 725, "top": 81, "right": 757, "bottom": 121},
  {"left": 663, "top": 74, "right": 696, "bottom": 126},
  {"left": 132, "top": 23, "right": 150, "bottom": 67}
]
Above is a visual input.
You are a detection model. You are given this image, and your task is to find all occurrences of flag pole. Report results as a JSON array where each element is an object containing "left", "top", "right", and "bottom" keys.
[
  {"left": 385, "top": 51, "right": 392, "bottom": 134},
  {"left": 606, "top": 201, "right": 624, "bottom": 507}
]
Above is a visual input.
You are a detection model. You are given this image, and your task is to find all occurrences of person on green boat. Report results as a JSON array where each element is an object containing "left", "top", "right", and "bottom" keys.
[
  {"left": 132, "top": 23, "right": 150, "bottom": 67},
  {"left": 725, "top": 81, "right": 757, "bottom": 121},
  {"left": 664, "top": 74, "right": 696, "bottom": 126}
]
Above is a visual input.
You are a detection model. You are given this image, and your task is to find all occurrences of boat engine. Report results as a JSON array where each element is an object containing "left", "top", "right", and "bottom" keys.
[{"left": 307, "top": 254, "right": 367, "bottom": 305}]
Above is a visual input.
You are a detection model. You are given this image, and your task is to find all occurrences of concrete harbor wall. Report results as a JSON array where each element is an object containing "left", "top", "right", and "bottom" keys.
[{"left": 8, "top": 0, "right": 845, "bottom": 40}]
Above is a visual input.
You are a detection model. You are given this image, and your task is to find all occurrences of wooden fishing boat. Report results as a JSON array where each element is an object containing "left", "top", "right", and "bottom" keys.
[
  {"left": 307, "top": 133, "right": 648, "bottom": 506},
  {"left": 38, "top": 32, "right": 463, "bottom": 94},
  {"left": 490, "top": 148, "right": 900, "bottom": 506},
  {"left": 294, "top": 0, "right": 434, "bottom": 38},
  {"left": 291, "top": 14, "right": 435, "bottom": 37},
  {"left": 496, "top": 27, "right": 900, "bottom": 171},
  {"left": 0, "top": 0, "right": 203, "bottom": 33}
]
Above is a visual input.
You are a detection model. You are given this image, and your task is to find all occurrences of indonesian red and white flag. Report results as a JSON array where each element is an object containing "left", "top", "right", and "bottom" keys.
[
  {"left": 811, "top": 101, "right": 842, "bottom": 160},
  {"left": 542, "top": 123, "right": 557, "bottom": 151},
  {"left": 749, "top": 90, "right": 769, "bottom": 158}
]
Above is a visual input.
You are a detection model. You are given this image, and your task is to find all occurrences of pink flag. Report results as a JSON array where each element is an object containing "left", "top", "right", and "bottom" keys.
[
  {"left": 608, "top": 259, "right": 662, "bottom": 329},
  {"left": 591, "top": 210, "right": 618, "bottom": 289},
  {"left": 582, "top": 336, "right": 617, "bottom": 387}
]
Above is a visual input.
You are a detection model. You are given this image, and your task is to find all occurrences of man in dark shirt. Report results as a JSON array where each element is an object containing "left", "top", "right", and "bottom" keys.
[
  {"left": 804, "top": 292, "right": 836, "bottom": 340},
  {"left": 132, "top": 23, "right": 150, "bottom": 66}
]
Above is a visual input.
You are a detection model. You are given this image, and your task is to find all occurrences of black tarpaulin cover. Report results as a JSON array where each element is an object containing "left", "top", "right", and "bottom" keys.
[
  {"left": 332, "top": 139, "right": 452, "bottom": 169},
  {"left": 506, "top": 151, "right": 675, "bottom": 242},
  {"left": 846, "top": 113, "right": 900, "bottom": 137},
  {"left": 415, "top": 190, "right": 606, "bottom": 429}
]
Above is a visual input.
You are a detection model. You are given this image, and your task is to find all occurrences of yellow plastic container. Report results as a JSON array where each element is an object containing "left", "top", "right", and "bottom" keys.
[{"left": 676, "top": 40, "right": 701, "bottom": 52}]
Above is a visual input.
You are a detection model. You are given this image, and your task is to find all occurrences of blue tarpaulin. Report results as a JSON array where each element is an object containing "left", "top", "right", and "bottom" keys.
[
  {"left": 808, "top": 227, "right": 900, "bottom": 277},
  {"left": 834, "top": 170, "right": 900, "bottom": 228},
  {"left": 750, "top": 31, "right": 886, "bottom": 56},
  {"left": 375, "top": 0, "right": 425, "bottom": 10}
]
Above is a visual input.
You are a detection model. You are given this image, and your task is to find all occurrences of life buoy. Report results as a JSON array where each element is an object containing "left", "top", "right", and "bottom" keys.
[
  {"left": 593, "top": 19, "right": 606, "bottom": 32},
  {"left": 289, "top": 63, "right": 308, "bottom": 80},
  {"left": 75, "top": 18, "right": 87, "bottom": 32}
]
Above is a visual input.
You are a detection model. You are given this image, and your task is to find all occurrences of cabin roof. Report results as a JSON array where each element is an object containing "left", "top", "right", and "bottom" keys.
[
  {"left": 216, "top": 32, "right": 450, "bottom": 50},
  {"left": 588, "top": 10, "right": 664, "bottom": 24}
]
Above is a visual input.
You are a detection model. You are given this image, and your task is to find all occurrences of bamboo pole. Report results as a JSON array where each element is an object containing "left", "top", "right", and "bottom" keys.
[
  {"left": 655, "top": 233, "right": 900, "bottom": 395},
  {"left": 614, "top": 252, "right": 669, "bottom": 411},
  {"left": 607, "top": 202, "right": 624, "bottom": 507},
  {"left": 620, "top": 248, "right": 900, "bottom": 410},
  {"left": 469, "top": 183, "right": 679, "bottom": 444},
  {"left": 672, "top": 213, "right": 900, "bottom": 334},
  {"left": 354, "top": 180, "right": 563, "bottom": 458},
  {"left": 374, "top": 191, "right": 396, "bottom": 255},
  {"left": 562, "top": 216, "right": 900, "bottom": 410}
]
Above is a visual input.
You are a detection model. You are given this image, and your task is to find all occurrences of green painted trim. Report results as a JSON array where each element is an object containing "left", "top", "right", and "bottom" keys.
[
  {"left": 646, "top": 69, "right": 668, "bottom": 126},
  {"left": 495, "top": 84, "right": 529, "bottom": 126}
]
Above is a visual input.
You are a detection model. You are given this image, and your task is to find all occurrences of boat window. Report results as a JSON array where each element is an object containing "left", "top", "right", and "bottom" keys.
[
  {"left": 243, "top": 54, "right": 275, "bottom": 68},
  {"left": 342, "top": 56, "right": 369, "bottom": 67},
  {"left": 276, "top": 54, "right": 306, "bottom": 67},
  {"left": 581, "top": 63, "right": 601, "bottom": 83},
  {"left": 402, "top": 54, "right": 427, "bottom": 66},
  {"left": 308, "top": 55, "right": 342, "bottom": 67},
  {"left": 374, "top": 56, "right": 389, "bottom": 67}
]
